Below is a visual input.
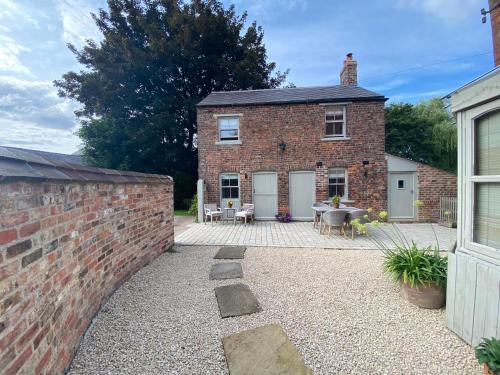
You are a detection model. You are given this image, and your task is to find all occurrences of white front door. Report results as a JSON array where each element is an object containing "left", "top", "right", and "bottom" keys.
[
  {"left": 388, "top": 172, "right": 416, "bottom": 220},
  {"left": 252, "top": 172, "right": 278, "bottom": 219},
  {"left": 289, "top": 171, "right": 315, "bottom": 221}
]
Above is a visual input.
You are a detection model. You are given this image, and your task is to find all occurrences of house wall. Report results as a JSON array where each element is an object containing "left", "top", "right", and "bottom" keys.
[
  {"left": 417, "top": 164, "right": 457, "bottom": 222},
  {"left": 447, "top": 71, "right": 500, "bottom": 346},
  {"left": 197, "top": 101, "right": 387, "bottom": 215},
  {"left": 0, "top": 179, "right": 173, "bottom": 374}
]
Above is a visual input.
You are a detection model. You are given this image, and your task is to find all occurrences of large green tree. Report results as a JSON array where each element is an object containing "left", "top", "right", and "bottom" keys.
[
  {"left": 55, "top": 0, "right": 287, "bottom": 207},
  {"left": 385, "top": 98, "right": 457, "bottom": 173}
]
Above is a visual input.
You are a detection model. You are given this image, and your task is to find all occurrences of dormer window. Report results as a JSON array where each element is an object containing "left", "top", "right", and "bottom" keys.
[
  {"left": 325, "top": 106, "right": 346, "bottom": 137},
  {"left": 218, "top": 117, "right": 239, "bottom": 141}
]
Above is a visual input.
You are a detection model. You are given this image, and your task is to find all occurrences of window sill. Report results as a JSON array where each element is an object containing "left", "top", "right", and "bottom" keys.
[
  {"left": 321, "top": 137, "right": 351, "bottom": 141},
  {"left": 216, "top": 140, "right": 242, "bottom": 145}
]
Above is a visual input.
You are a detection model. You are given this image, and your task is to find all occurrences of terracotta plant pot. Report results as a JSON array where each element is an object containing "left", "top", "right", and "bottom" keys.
[
  {"left": 333, "top": 203, "right": 340, "bottom": 209},
  {"left": 483, "top": 364, "right": 495, "bottom": 375},
  {"left": 400, "top": 281, "right": 446, "bottom": 309}
]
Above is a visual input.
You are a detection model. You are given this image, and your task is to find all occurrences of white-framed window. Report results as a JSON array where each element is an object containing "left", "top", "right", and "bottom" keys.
[
  {"left": 328, "top": 168, "right": 347, "bottom": 199},
  {"left": 220, "top": 173, "right": 240, "bottom": 199},
  {"left": 218, "top": 117, "right": 239, "bottom": 141},
  {"left": 325, "top": 106, "right": 346, "bottom": 137},
  {"left": 471, "top": 110, "right": 500, "bottom": 251}
]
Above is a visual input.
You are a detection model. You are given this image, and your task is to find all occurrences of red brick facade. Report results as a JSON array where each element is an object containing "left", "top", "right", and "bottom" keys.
[
  {"left": 197, "top": 101, "right": 387, "bottom": 214},
  {"left": 490, "top": 0, "right": 500, "bottom": 66},
  {"left": 0, "top": 180, "right": 173, "bottom": 374},
  {"left": 417, "top": 163, "right": 457, "bottom": 222}
]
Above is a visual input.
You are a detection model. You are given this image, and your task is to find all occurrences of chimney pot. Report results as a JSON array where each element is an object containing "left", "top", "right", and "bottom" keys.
[{"left": 340, "top": 52, "right": 357, "bottom": 86}]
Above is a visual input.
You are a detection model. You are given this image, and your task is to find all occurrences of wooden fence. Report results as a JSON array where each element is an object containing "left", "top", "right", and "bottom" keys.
[{"left": 439, "top": 196, "right": 457, "bottom": 223}]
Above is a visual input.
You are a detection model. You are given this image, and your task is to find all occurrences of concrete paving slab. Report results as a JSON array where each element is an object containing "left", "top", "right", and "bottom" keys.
[
  {"left": 214, "top": 246, "right": 246, "bottom": 259},
  {"left": 214, "top": 283, "right": 261, "bottom": 318},
  {"left": 222, "top": 324, "right": 312, "bottom": 375},
  {"left": 209, "top": 262, "right": 243, "bottom": 280}
]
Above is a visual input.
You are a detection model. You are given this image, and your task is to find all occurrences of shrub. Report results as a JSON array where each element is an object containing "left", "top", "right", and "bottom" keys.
[
  {"left": 476, "top": 337, "right": 500, "bottom": 374},
  {"left": 187, "top": 194, "right": 198, "bottom": 220}
]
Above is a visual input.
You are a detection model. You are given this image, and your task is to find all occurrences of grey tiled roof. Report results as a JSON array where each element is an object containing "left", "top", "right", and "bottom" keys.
[
  {"left": 0, "top": 146, "right": 172, "bottom": 184},
  {"left": 198, "top": 85, "right": 385, "bottom": 107}
]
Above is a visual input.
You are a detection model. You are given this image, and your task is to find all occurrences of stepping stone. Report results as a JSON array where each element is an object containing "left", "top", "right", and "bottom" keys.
[
  {"left": 222, "top": 324, "right": 312, "bottom": 375},
  {"left": 210, "top": 262, "right": 243, "bottom": 280},
  {"left": 214, "top": 283, "right": 261, "bottom": 318},
  {"left": 214, "top": 246, "right": 246, "bottom": 259}
]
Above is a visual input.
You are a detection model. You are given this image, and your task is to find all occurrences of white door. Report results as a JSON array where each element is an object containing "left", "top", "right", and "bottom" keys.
[
  {"left": 289, "top": 171, "right": 315, "bottom": 221},
  {"left": 388, "top": 172, "right": 416, "bottom": 220},
  {"left": 252, "top": 172, "right": 278, "bottom": 219}
]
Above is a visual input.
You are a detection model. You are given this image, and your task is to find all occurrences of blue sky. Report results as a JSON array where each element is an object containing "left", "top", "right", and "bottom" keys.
[{"left": 0, "top": 0, "right": 493, "bottom": 153}]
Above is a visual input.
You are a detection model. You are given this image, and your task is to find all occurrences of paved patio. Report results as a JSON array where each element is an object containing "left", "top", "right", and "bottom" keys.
[{"left": 175, "top": 221, "right": 456, "bottom": 250}]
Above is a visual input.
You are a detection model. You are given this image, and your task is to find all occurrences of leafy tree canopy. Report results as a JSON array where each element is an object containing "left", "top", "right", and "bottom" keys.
[
  {"left": 55, "top": 0, "right": 288, "bottom": 207},
  {"left": 385, "top": 98, "right": 457, "bottom": 173}
]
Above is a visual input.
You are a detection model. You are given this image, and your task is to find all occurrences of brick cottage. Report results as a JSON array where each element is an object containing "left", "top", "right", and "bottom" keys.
[{"left": 197, "top": 54, "right": 456, "bottom": 221}]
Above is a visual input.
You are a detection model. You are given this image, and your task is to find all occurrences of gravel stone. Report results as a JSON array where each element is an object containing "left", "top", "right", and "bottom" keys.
[{"left": 68, "top": 245, "right": 480, "bottom": 375}]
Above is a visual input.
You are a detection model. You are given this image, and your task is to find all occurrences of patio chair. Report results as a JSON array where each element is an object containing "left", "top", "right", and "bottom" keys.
[
  {"left": 346, "top": 209, "right": 369, "bottom": 239},
  {"left": 204, "top": 204, "right": 222, "bottom": 225},
  {"left": 235, "top": 204, "right": 255, "bottom": 225},
  {"left": 321, "top": 210, "right": 348, "bottom": 237},
  {"left": 222, "top": 206, "right": 237, "bottom": 225},
  {"left": 312, "top": 202, "right": 329, "bottom": 229}
]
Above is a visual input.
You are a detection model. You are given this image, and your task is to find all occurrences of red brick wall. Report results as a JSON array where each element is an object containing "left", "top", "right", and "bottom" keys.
[
  {"left": 417, "top": 164, "right": 457, "bottom": 222},
  {"left": 197, "top": 101, "right": 387, "bottom": 214},
  {"left": 490, "top": 0, "right": 500, "bottom": 66},
  {"left": 0, "top": 180, "right": 173, "bottom": 374}
]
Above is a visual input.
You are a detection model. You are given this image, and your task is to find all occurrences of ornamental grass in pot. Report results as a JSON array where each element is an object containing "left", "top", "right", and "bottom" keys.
[
  {"left": 476, "top": 337, "right": 500, "bottom": 375},
  {"left": 353, "top": 204, "right": 448, "bottom": 309},
  {"left": 383, "top": 243, "right": 447, "bottom": 309}
]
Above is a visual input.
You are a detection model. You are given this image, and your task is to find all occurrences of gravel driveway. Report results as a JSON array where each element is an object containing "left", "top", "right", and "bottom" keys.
[{"left": 69, "top": 246, "right": 480, "bottom": 375}]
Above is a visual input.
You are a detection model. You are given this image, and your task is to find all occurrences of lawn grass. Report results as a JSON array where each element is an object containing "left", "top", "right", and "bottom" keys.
[{"left": 174, "top": 209, "right": 191, "bottom": 216}]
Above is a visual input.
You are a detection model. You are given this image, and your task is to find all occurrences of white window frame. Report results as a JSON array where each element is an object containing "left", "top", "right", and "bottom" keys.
[
  {"left": 220, "top": 173, "right": 240, "bottom": 201},
  {"left": 328, "top": 168, "right": 348, "bottom": 200},
  {"left": 324, "top": 106, "right": 346, "bottom": 138},
  {"left": 217, "top": 116, "right": 240, "bottom": 142},
  {"left": 462, "top": 102, "right": 500, "bottom": 262}
]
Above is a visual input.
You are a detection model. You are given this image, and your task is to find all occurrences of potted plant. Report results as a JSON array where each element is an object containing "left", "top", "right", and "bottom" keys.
[
  {"left": 476, "top": 337, "right": 500, "bottom": 375},
  {"left": 275, "top": 213, "right": 292, "bottom": 223},
  {"left": 363, "top": 208, "right": 447, "bottom": 309},
  {"left": 383, "top": 243, "right": 447, "bottom": 309},
  {"left": 227, "top": 200, "right": 233, "bottom": 208},
  {"left": 331, "top": 195, "right": 341, "bottom": 209}
]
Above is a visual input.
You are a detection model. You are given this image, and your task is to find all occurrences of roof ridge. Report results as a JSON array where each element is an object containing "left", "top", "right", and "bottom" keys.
[{"left": 209, "top": 85, "right": 348, "bottom": 94}]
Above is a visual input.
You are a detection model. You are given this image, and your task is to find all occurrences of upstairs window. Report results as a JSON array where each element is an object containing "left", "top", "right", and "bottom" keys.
[
  {"left": 328, "top": 168, "right": 347, "bottom": 199},
  {"left": 218, "top": 117, "right": 239, "bottom": 141},
  {"left": 325, "top": 106, "right": 346, "bottom": 137}
]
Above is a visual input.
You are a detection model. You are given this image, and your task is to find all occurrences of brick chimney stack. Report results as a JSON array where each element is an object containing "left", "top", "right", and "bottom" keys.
[
  {"left": 340, "top": 53, "right": 358, "bottom": 86},
  {"left": 489, "top": 0, "right": 500, "bottom": 66}
]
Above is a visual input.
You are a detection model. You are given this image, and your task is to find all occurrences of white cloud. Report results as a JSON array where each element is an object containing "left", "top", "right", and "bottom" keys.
[
  {"left": 0, "top": 76, "right": 80, "bottom": 131},
  {"left": 0, "top": 35, "right": 32, "bottom": 76},
  {"left": 397, "top": 0, "right": 482, "bottom": 24},
  {"left": 233, "top": 0, "right": 308, "bottom": 18},
  {"left": 0, "top": 118, "right": 80, "bottom": 153},
  {"left": 0, "top": 0, "right": 40, "bottom": 28},
  {"left": 56, "top": 0, "right": 102, "bottom": 47}
]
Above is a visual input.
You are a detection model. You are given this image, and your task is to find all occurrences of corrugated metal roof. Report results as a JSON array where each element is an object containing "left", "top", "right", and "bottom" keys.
[
  {"left": 0, "top": 146, "right": 172, "bottom": 184},
  {"left": 197, "top": 85, "right": 385, "bottom": 107}
]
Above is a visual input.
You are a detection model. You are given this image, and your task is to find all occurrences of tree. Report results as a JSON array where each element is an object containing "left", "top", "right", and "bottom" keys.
[
  {"left": 385, "top": 98, "right": 457, "bottom": 173},
  {"left": 55, "top": 0, "right": 288, "bottom": 207}
]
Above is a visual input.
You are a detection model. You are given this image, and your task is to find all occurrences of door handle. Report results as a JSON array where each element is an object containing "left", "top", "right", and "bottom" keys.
[{"left": 411, "top": 189, "right": 414, "bottom": 194}]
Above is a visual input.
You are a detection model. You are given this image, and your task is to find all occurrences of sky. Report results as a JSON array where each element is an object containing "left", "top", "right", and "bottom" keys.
[{"left": 0, "top": 0, "right": 494, "bottom": 154}]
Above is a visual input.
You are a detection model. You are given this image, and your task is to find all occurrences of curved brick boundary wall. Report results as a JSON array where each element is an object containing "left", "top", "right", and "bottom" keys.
[{"left": 0, "top": 148, "right": 173, "bottom": 374}]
